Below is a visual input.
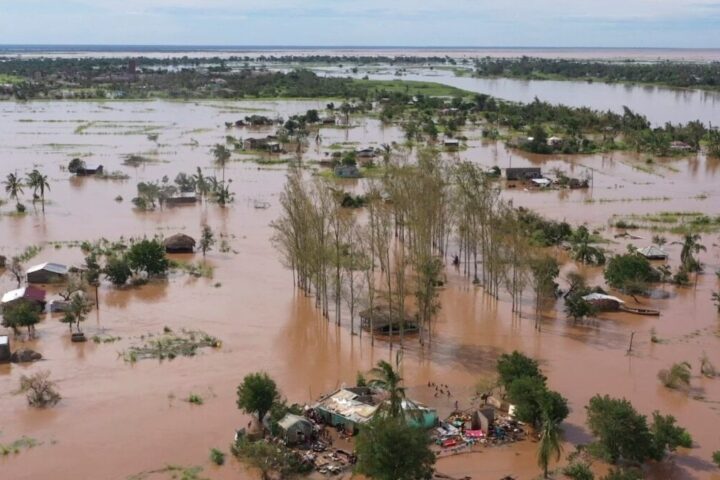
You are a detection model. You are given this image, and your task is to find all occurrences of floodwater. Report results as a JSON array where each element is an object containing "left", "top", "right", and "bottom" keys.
[
  {"left": 0, "top": 100, "right": 719, "bottom": 480},
  {"left": 322, "top": 68, "right": 720, "bottom": 127}
]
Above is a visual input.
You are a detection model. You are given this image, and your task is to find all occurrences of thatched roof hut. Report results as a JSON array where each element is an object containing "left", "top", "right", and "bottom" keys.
[{"left": 163, "top": 234, "right": 196, "bottom": 254}]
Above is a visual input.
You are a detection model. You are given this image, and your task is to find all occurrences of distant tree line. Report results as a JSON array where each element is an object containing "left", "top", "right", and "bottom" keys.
[{"left": 474, "top": 57, "right": 720, "bottom": 90}]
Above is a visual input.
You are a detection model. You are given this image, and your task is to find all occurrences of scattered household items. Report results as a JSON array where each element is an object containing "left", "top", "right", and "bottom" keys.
[
  {"left": 1, "top": 286, "right": 47, "bottom": 309},
  {"left": 163, "top": 234, "right": 196, "bottom": 254},
  {"left": 26, "top": 262, "right": 69, "bottom": 284},
  {"left": 638, "top": 245, "right": 669, "bottom": 260}
]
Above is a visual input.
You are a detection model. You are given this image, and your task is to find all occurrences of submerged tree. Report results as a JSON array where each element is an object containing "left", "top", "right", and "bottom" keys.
[
  {"left": 15, "top": 371, "right": 61, "bottom": 408},
  {"left": 2, "top": 301, "right": 41, "bottom": 338},
  {"left": 4, "top": 172, "right": 25, "bottom": 211},
  {"left": 26, "top": 169, "right": 50, "bottom": 212},
  {"left": 199, "top": 225, "right": 215, "bottom": 257}
]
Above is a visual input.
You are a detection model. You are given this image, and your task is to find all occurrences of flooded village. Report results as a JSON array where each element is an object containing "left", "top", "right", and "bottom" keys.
[{"left": 0, "top": 50, "right": 720, "bottom": 480}]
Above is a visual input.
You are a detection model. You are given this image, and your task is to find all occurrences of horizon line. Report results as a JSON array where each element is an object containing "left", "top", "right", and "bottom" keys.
[{"left": 1, "top": 44, "right": 719, "bottom": 51}]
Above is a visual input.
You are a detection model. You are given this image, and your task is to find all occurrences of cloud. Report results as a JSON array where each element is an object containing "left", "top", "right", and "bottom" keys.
[{"left": 0, "top": 0, "right": 718, "bottom": 46}]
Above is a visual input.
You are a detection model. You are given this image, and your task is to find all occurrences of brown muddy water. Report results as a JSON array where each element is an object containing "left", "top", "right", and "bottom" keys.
[{"left": 0, "top": 100, "right": 719, "bottom": 480}]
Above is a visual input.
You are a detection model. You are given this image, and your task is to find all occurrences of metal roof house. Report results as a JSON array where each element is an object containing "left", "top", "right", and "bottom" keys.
[
  {"left": 76, "top": 165, "right": 104, "bottom": 176},
  {"left": 638, "top": 246, "right": 669, "bottom": 260},
  {"left": 276, "top": 414, "right": 314, "bottom": 445},
  {"left": 314, "top": 387, "right": 379, "bottom": 434},
  {"left": 1, "top": 286, "right": 47, "bottom": 309},
  {"left": 582, "top": 293, "right": 625, "bottom": 311},
  {"left": 334, "top": 165, "right": 361, "bottom": 179},
  {"left": 313, "top": 387, "right": 438, "bottom": 434},
  {"left": 506, "top": 167, "right": 542, "bottom": 181},
  {"left": 26, "top": 262, "right": 69, "bottom": 284}
]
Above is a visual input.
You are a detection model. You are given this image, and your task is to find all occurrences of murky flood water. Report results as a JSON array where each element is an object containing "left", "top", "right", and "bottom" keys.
[{"left": 0, "top": 100, "right": 719, "bottom": 480}]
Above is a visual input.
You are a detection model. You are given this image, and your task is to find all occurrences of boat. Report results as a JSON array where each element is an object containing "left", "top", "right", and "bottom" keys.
[{"left": 619, "top": 305, "right": 660, "bottom": 316}]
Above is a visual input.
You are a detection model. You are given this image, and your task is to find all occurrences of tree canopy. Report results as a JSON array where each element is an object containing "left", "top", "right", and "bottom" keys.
[
  {"left": 236, "top": 372, "right": 281, "bottom": 423},
  {"left": 355, "top": 416, "right": 436, "bottom": 480}
]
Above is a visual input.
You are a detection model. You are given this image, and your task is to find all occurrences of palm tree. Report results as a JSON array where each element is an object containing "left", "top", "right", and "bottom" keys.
[
  {"left": 211, "top": 144, "right": 231, "bottom": 184},
  {"left": 26, "top": 169, "right": 50, "bottom": 212},
  {"left": 537, "top": 416, "right": 563, "bottom": 479},
  {"left": 4, "top": 172, "right": 24, "bottom": 207},
  {"left": 677, "top": 234, "right": 706, "bottom": 273},
  {"left": 193, "top": 167, "right": 210, "bottom": 202},
  {"left": 368, "top": 354, "right": 406, "bottom": 419}
]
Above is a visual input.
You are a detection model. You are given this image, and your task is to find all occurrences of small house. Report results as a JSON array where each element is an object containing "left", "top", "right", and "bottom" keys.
[
  {"left": 670, "top": 141, "right": 693, "bottom": 152},
  {"left": 266, "top": 141, "right": 282, "bottom": 153},
  {"left": 321, "top": 117, "right": 337, "bottom": 125},
  {"left": 506, "top": 167, "right": 542, "bottom": 181},
  {"left": 334, "top": 165, "right": 361, "bottom": 179},
  {"left": 26, "top": 262, "right": 69, "bottom": 284},
  {"left": 402, "top": 400, "right": 438, "bottom": 429},
  {"left": 243, "top": 137, "right": 268, "bottom": 150},
  {"left": 0, "top": 335, "right": 10, "bottom": 363},
  {"left": 582, "top": 293, "right": 625, "bottom": 311},
  {"left": 314, "top": 387, "right": 379, "bottom": 434},
  {"left": 359, "top": 305, "right": 418, "bottom": 335},
  {"left": 165, "top": 192, "right": 198, "bottom": 206},
  {"left": 76, "top": 165, "right": 104, "bottom": 176},
  {"left": 530, "top": 178, "right": 551, "bottom": 188},
  {"left": 356, "top": 148, "right": 376, "bottom": 158},
  {"left": 547, "top": 136, "right": 563, "bottom": 147},
  {"left": 276, "top": 414, "right": 314, "bottom": 445},
  {"left": 443, "top": 138, "right": 460, "bottom": 149},
  {"left": 163, "top": 234, "right": 196, "bottom": 254},
  {"left": 1, "top": 286, "right": 47, "bottom": 309},
  {"left": 638, "top": 246, "right": 669, "bottom": 261}
]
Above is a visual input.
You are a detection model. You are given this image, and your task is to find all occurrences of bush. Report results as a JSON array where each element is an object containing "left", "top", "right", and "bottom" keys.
[
  {"left": 713, "top": 450, "right": 720, "bottom": 467},
  {"left": 15, "top": 371, "right": 61, "bottom": 408},
  {"left": 187, "top": 393, "right": 204, "bottom": 405},
  {"left": 210, "top": 448, "right": 225, "bottom": 466},
  {"left": 127, "top": 239, "right": 169, "bottom": 277},
  {"left": 604, "top": 254, "right": 659, "bottom": 293},
  {"left": 104, "top": 255, "right": 132, "bottom": 286},
  {"left": 563, "top": 461, "right": 594, "bottom": 480},
  {"left": 601, "top": 469, "right": 643, "bottom": 480},
  {"left": 657, "top": 362, "right": 691, "bottom": 389}
]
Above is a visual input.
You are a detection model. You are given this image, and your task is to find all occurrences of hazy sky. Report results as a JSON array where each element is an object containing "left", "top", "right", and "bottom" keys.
[{"left": 1, "top": 0, "right": 719, "bottom": 47}]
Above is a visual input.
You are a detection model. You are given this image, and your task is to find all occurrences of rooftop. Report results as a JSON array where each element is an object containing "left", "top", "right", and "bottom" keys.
[
  {"left": 315, "top": 388, "right": 379, "bottom": 425},
  {"left": 26, "top": 262, "right": 69, "bottom": 275}
]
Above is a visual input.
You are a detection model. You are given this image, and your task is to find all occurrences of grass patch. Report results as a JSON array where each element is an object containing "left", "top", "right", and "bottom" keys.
[
  {"left": 127, "top": 465, "right": 209, "bottom": 480},
  {"left": 121, "top": 328, "right": 221, "bottom": 363},
  {"left": 92, "top": 334, "right": 122, "bottom": 344},
  {"left": 351, "top": 78, "right": 471, "bottom": 97},
  {"left": 611, "top": 211, "right": 720, "bottom": 234},
  {"left": 171, "top": 261, "right": 214, "bottom": 279},
  {"left": 0, "top": 74, "right": 24, "bottom": 85},
  {"left": 187, "top": 393, "right": 204, "bottom": 405},
  {"left": 0, "top": 436, "right": 39, "bottom": 455}
]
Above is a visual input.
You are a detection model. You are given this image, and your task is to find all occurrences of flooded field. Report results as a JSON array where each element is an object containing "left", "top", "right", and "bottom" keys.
[{"left": 0, "top": 99, "right": 719, "bottom": 480}]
